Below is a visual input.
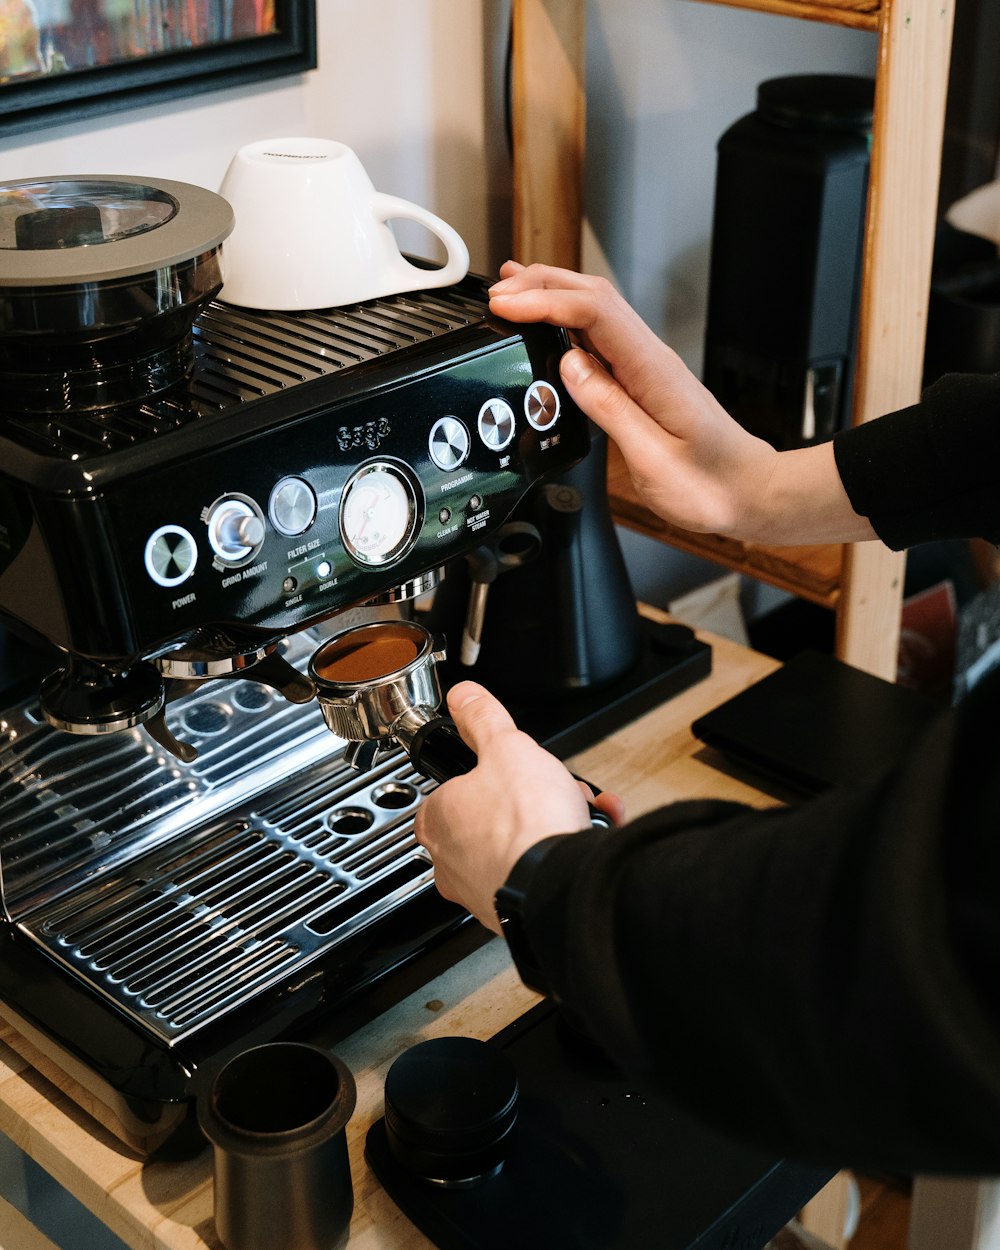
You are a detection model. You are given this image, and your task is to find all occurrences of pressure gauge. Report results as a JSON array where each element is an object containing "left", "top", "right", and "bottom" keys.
[{"left": 339, "top": 460, "right": 421, "bottom": 567}]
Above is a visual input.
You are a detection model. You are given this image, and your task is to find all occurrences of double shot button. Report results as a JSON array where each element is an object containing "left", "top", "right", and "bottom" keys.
[{"left": 524, "top": 380, "right": 560, "bottom": 431}]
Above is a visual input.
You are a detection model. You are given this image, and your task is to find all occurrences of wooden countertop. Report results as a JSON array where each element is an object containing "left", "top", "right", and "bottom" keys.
[{"left": 0, "top": 620, "right": 781, "bottom": 1250}]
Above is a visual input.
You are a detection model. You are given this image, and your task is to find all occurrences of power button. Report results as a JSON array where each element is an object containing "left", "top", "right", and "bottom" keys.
[{"left": 144, "top": 525, "right": 198, "bottom": 588}]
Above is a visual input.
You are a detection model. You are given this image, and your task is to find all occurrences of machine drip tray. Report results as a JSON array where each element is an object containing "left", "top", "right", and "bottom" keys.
[
  {"left": 366, "top": 1000, "right": 832, "bottom": 1250},
  {"left": 483, "top": 617, "right": 712, "bottom": 761}
]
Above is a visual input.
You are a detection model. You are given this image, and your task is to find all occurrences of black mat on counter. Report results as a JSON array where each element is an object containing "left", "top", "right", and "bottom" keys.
[
  {"left": 365, "top": 1001, "right": 832, "bottom": 1250},
  {"left": 691, "top": 649, "right": 943, "bottom": 796}
]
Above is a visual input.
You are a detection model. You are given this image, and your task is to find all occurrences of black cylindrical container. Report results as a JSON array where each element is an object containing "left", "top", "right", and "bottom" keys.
[
  {"left": 383, "top": 1036, "right": 519, "bottom": 1187},
  {"left": 924, "top": 220, "right": 1000, "bottom": 384},
  {"left": 198, "top": 1042, "right": 356, "bottom": 1250},
  {"left": 703, "top": 74, "right": 874, "bottom": 449}
]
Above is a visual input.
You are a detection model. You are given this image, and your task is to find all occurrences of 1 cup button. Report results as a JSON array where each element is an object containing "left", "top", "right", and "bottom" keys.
[{"left": 477, "top": 398, "right": 515, "bottom": 452}]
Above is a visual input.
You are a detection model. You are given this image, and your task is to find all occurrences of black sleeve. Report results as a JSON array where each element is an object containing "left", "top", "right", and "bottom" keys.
[
  {"left": 514, "top": 661, "right": 1000, "bottom": 1175},
  {"left": 833, "top": 371, "right": 1000, "bottom": 548}
]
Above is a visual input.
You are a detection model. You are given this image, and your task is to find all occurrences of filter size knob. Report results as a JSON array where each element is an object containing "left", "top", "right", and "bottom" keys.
[{"left": 269, "top": 476, "right": 317, "bottom": 537}]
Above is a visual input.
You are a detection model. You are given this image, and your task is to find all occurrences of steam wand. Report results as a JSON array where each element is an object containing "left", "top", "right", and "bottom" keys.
[{"left": 460, "top": 521, "right": 542, "bottom": 667}]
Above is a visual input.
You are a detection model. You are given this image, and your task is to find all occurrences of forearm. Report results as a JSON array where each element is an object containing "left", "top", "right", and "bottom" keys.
[
  {"left": 743, "top": 369, "right": 1000, "bottom": 548},
  {"left": 832, "top": 372, "right": 1000, "bottom": 548},
  {"left": 740, "top": 440, "right": 877, "bottom": 546}
]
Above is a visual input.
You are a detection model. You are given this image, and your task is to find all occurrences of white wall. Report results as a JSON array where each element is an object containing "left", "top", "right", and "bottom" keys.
[{"left": 582, "top": 0, "right": 876, "bottom": 369}]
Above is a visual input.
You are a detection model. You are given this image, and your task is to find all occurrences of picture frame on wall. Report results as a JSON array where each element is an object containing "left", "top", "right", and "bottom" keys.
[{"left": 0, "top": 0, "right": 317, "bottom": 138}]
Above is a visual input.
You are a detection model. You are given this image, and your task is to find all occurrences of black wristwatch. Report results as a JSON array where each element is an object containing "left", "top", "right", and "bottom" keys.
[{"left": 494, "top": 838, "right": 558, "bottom": 997}]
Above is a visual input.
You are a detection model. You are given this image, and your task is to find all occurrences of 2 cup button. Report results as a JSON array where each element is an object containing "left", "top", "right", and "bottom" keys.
[{"left": 525, "top": 381, "right": 560, "bottom": 431}]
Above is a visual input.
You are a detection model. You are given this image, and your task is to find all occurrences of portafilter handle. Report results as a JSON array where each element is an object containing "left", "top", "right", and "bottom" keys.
[
  {"left": 393, "top": 705, "right": 611, "bottom": 828},
  {"left": 391, "top": 707, "right": 478, "bottom": 785}
]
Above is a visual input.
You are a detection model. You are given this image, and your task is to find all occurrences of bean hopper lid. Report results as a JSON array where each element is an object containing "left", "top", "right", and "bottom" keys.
[{"left": 0, "top": 175, "right": 233, "bottom": 413}]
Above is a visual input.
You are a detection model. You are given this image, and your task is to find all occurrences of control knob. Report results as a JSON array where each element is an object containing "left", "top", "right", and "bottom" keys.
[
  {"left": 203, "top": 494, "right": 266, "bottom": 567},
  {"left": 269, "top": 476, "right": 317, "bottom": 536},
  {"left": 477, "top": 398, "right": 516, "bottom": 452},
  {"left": 428, "top": 415, "right": 470, "bottom": 471}
]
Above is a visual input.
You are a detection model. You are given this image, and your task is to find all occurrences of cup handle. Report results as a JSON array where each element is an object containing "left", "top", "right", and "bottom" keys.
[{"left": 370, "top": 192, "right": 471, "bottom": 290}]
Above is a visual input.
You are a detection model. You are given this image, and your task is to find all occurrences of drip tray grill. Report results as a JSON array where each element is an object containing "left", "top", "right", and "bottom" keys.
[{"left": 22, "top": 752, "right": 437, "bottom": 1045}]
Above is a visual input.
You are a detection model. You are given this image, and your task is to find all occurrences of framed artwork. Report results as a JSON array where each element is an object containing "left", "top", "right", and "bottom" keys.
[{"left": 0, "top": 1, "right": 317, "bottom": 138}]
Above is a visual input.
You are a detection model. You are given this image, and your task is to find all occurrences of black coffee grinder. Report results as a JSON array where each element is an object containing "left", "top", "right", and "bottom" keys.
[
  {"left": 424, "top": 426, "right": 711, "bottom": 755},
  {"left": 703, "top": 74, "right": 875, "bottom": 450}
]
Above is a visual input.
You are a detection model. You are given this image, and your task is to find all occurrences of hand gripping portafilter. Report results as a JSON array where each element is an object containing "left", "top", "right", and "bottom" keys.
[{"left": 308, "top": 620, "right": 611, "bottom": 825}]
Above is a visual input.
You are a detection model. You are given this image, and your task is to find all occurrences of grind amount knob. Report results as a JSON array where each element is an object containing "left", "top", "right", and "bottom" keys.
[{"left": 203, "top": 495, "right": 266, "bottom": 566}]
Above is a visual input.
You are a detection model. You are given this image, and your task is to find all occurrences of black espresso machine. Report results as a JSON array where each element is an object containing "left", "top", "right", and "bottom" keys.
[{"left": 0, "top": 176, "right": 709, "bottom": 1153}]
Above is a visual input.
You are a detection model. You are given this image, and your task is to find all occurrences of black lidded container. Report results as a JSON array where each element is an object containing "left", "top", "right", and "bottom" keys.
[
  {"left": 0, "top": 175, "right": 233, "bottom": 413},
  {"left": 703, "top": 74, "right": 875, "bottom": 450}
]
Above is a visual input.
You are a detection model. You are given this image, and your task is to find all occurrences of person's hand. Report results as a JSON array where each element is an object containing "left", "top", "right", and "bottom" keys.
[
  {"left": 489, "top": 261, "right": 775, "bottom": 537},
  {"left": 413, "top": 681, "right": 624, "bottom": 933},
  {"left": 489, "top": 262, "right": 874, "bottom": 547}
]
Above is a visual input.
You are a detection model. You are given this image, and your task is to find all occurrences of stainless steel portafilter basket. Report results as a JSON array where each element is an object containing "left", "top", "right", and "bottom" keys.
[
  {"left": 308, "top": 620, "right": 613, "bottom": 827},
  {"left": 308, "top": 620, "right": 476, "bottom": 783}
]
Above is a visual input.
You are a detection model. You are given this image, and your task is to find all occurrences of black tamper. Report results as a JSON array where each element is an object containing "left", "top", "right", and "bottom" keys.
[{"left": 382, "top": 1036, "right": 519, "bottom": 1188}]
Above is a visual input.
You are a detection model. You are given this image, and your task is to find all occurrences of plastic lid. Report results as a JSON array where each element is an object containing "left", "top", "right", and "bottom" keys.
[
  {"left": 757, "top": 74, "right": 875, "bottom": 133},
  {"left": 0, "top": 175, "right": 233, "bottom": 285},
  {"left": 0, "top": 179, "right": 177, "bottom": 251}
]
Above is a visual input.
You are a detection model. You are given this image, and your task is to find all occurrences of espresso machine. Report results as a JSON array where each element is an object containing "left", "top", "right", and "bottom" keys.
[{"left": 0, "top": 175, "right": 709, "bottom": 1153}]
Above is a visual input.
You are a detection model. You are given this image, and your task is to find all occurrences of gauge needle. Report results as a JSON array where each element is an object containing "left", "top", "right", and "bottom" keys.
[{"left": 354, "top": 489, "right": 380, "bottom": 538}]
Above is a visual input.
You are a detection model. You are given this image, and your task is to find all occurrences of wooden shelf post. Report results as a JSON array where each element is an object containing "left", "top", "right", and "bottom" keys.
[
  {"left": 837, "top": 0, "right": 956, "bottom": 677},
  {"left": 511, "top": 0, "right": 586, "bottom": 269}
]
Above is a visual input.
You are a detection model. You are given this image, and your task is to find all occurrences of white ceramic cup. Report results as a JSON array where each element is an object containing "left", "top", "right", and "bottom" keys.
[{"left": 217, "top": 137, "right": 470, "bottom": 310}]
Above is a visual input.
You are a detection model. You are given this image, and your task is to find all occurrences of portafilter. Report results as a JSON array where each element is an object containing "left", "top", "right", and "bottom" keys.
[{"left": 308, "top": 620, "right": 612, "bottom": 825}]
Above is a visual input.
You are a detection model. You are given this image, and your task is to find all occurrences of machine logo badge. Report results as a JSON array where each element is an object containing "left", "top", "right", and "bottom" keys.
[{"left": 337, "top": 417, "right": 391, "bottom": 453}]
